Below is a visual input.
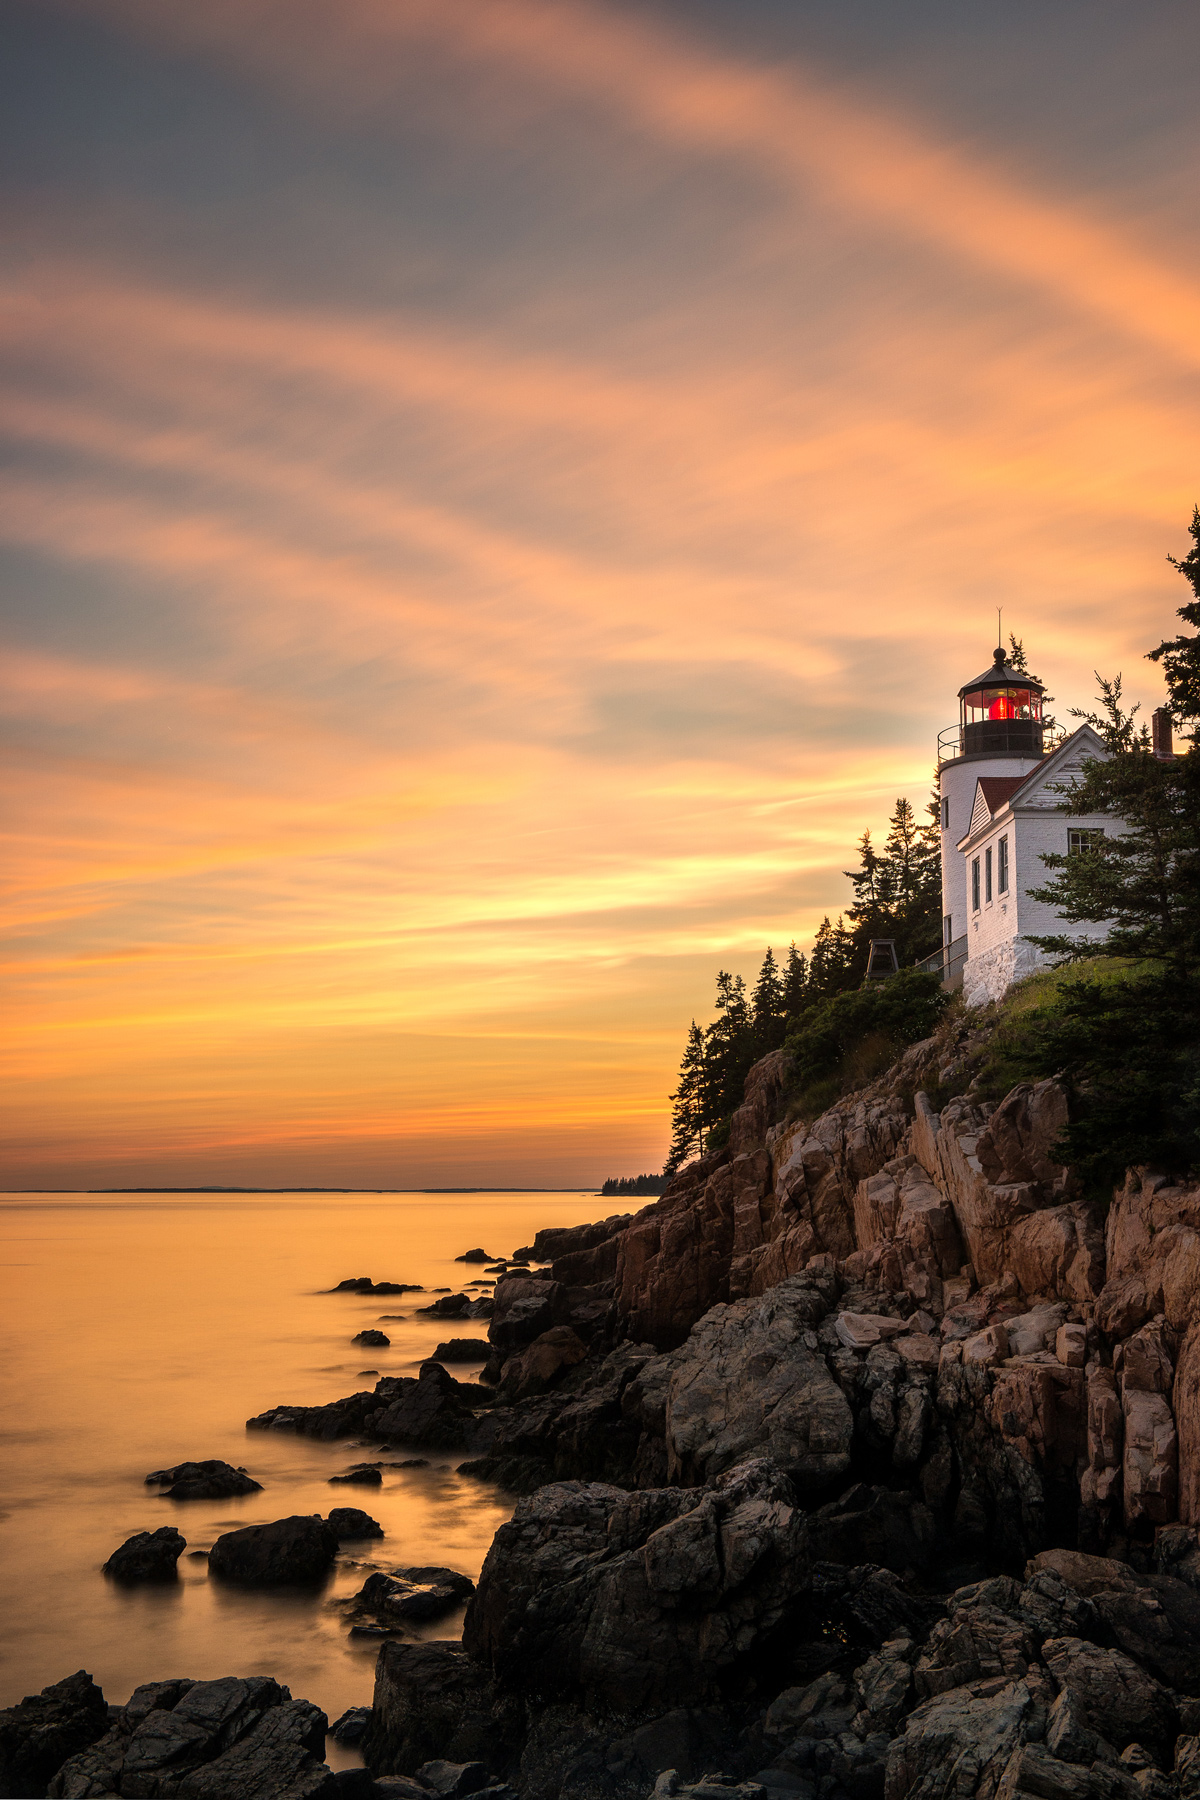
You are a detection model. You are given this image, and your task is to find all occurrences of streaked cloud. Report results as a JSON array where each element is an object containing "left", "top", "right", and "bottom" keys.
[{"left": 2, "top": 0, "right": 1196, "bottom": 1184}]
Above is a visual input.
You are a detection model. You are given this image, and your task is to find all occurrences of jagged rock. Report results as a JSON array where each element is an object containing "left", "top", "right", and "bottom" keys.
[
  {"left": 368, "top": 1362, "right": 483, "bottom": 1449},
  {"left": 354, "top": 1329, "right": 391, "bottom": 1347},
  {"left": 351, "top": 1567, "right": 476, "bottom": 1625},
  {"left": 662, "top": 1279, "right": 852, "bottom": 1490},
  {"left": 497, "top": 1327, "right": 588, "bottom": 1400},
  {"left": 47, "top": 1676, "right": 338, "bottom": 1799},
  {"left": 327, "top": 1507, "right": 383, "bottom": 1540},
  {"left": 103, "top": 1526, "right": 186, "bottom": 1581},
  {"left": 488, "top": 1279, "right": 570, "bottom": 1354},
  {"left": 464, "top": 1460, "right": 811, "bottom": 1710},
  {"left": 1175, "top": 1320, "right": 1200, "bottom": 1527},
  {"left": 330, "top": 1707, "right": 372, "bottom": 1746},
  {"left": 365, "top": 1642, "right": 512, "bottom": 1776},
  {"left": 1041, "top": 1636, "right": 1176, "bottom": 1759},
  {"left": 209, "top": 1515, "right": 339, "bottom": 1584},
  {"left": 884, "top": 1672, "right": 1051, "bottom": 1799},
  {"left": 144, "top": 1458, "right": 263, "bottom": 1499},
  {"left": 432, "top": 1339, "right": 492, "bottom": 1362},
  {"left": 1121, "top": 1387, "right": 1178, "bottom": 1528},
  {"left": 912, "top": 1588, "right": 1037, "bottom": 1697},
  {"left": 0, "top": 1671, "right": 110, "bottom": 1798},
  {"left": 419, "top": 1294, "right": 472, "bottom": 1318},
  {"left": 330, "top": 1465, "right": 384, "bottom": 1486}
]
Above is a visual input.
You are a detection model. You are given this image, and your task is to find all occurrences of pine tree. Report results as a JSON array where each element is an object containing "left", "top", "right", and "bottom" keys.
[
  {"left": 782, "top": 941, "right": 809, "bottom": 1018},
  {"left": 751, "top": 946, "right": 786, "bottom": 1053},
  {"left": 1149, "top": 505, "right": 1200, "bottom": 725},
  {"left": 663, "top": 1021, "right": 706, "bottom": 1177},
  {"left": 808, "top": 915, "right": 856, "bottom": 996},
  {"left": 700, "top": 971, "right": 753, "bottom": 1126}
]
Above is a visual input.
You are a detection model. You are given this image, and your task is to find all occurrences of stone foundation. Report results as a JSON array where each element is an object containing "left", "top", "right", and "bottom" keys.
[{"left": 962, "top": 936, "right": 1050, "bottom": 1008}]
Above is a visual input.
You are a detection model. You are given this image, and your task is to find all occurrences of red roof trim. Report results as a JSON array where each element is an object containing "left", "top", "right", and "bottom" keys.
[{"left": 976, "top": 776, "right": 1026, "bottom": 816}]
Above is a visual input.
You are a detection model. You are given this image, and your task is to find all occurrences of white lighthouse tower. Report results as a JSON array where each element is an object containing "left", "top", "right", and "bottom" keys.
[{"left": 936, "top": 645, "right": 1052, "bottom": 982}]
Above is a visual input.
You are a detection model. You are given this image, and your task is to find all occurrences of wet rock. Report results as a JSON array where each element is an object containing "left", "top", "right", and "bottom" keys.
[
  {"left": 352, "top": 1568, "right": 476, "bottom": 1625},
  {"left": 330, "top": 1707, "right": 372, "bottom": 1746},
  {"left": 354, "top": 1330, "right": 391, "bottom": 1347},
  {"left": 419, "top": 1294, "right": 472, "bottom": 1318},
  {"left": 144, "top": 1458, "right": 263, "bottom": 1499},
  {"left": 209, "top": 1514, "right": 339, "bottom": 1585},
  {"left": 455, "top": 1250, "right": 496, "bottom": 1264},
  {"left": 432, "top": 1339, "right": 492, "bottom": 1362},
  {"left": 333, "top": 1278, "right": 423, "bottom": 1294},
  {"left": 327, "top": 1508, "right": 384, "bottom": 1540},
  {"left": 330, "top": 1465, "right": 384, "bottom": 1486},
  {"left": 488, "top": 1278, "right": 570, "bottom": 1355},
  {"left": 0, "top": 1670, "right": 110, "bottom": 1799},
  {"left": 662, "top": 1279, "right": 852, "bottom": 1491},
  {"left": 103, "top": 1526, "right": 186, "bottom": 1581},
  {"left": 47, "top": 1675, "right": 338, "bottom": 1799},
  {"left": 368, "top": 1362, "right": 483, "bottom": 1449}
]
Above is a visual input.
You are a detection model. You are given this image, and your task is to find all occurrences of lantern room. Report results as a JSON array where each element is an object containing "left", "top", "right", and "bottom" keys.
[{"left": 958, "top": 646, "right": 1045, "bottom": 756}]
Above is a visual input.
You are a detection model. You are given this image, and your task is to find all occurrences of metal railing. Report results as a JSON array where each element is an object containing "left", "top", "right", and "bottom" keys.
[
  {"left": 916, "top": 935, "right": 969, "bottom": 992},
  {"left": 937, "top": 721, "right": 1065, "bottom": 764}
]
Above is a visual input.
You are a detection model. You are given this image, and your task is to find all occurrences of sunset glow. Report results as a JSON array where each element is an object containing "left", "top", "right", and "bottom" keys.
[{"left": 3, "top": 0, "right": 1197, "bottom": 1186}]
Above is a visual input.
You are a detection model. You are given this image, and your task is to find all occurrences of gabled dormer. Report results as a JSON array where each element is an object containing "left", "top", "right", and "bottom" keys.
[{"left": 956, "top": 723, "right": 1108, "bottom": 852}]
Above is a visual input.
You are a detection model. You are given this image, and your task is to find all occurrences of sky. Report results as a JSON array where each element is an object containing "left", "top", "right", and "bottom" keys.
[{"left": 3, "top": 0, "right": 1199, "bottom": 1189}]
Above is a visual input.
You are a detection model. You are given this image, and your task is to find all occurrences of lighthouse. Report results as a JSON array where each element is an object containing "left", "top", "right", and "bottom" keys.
[
  {"left": 938, "top": 645, "right": 1050, "bottom": 960},
  {"left": 936, "top": 644, "right": 1113, "bottom": 1004}
]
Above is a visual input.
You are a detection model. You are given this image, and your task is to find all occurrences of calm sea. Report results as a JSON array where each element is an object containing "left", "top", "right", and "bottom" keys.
[{"left": 0, "top": 1189, "right": 607, "bottom": 1755}]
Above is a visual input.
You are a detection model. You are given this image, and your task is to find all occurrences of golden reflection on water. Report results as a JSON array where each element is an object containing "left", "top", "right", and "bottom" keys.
[{"left": 0, "top": 1190, "right": 604, "bottom": 1725}]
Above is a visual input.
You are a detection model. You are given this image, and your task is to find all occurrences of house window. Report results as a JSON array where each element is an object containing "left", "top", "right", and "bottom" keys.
[
  {"left": 985, "top": 847, "right": 993, "bottom": 903},
  {"left": 997, "top": 835, "right": 1009, "bottom": 893},
  {"left": 941, "top": 796, "right": 950, "bottom": 830},
  {"left": 971, "top": 858, "right": 980, "bottom": 911},
  {"left": 1068, "top": 829, "right": 1104, "bottom": 856}
]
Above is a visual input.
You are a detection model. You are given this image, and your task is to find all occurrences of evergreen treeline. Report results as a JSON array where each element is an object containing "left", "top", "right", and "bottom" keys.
[
  {"left": 664, "top": 796, "right": 943, "bottom": 1177},
  {"left": 599, "top": 1174, "right": 666, "bottom": 1197}
]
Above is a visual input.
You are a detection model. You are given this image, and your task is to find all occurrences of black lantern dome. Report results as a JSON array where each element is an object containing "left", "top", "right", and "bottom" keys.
[{"left": 957, "top": 646, "right": 1046, "bottom": 757}]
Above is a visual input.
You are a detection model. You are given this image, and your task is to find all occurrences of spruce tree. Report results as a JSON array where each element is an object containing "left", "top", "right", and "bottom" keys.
[
  {"left": 663, "top": 1020, "right": 707, "bottom": 1177},
  {"left": 751, "top": 946, "right": 786, "bottom": 1053},
  {"left": 782, "top": 941, "right": 809, "bottom": 1018},
  {"left": 1149, "top": 505, "right": 1200, "bottom": 724}
]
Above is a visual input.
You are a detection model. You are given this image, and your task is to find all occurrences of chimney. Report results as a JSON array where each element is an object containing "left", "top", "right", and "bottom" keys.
[{"left": 1152, "top": 707, "right": 1174, "bottom": 759}]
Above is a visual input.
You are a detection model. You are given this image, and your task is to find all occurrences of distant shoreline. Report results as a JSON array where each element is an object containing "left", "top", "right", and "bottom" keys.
[{"left": 2, "top": 1186, "right": 603, "bottom": 1195}]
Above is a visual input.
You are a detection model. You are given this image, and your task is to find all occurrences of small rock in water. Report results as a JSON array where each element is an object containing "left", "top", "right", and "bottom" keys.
[
  {"left": 431, "top": 1338, "right": 491, "bottom": 1362},
  {"left": 103, "top": 1526, "right": 186, "bottom": 1581},
  {"left": 329, "top": 1705, "right": 372, "bottom": 1745},
  {"left": 329, "top": 1465, "right": 384, "bottom": 1486},
  {"left": 208, "top": 1514, "right": 339, "bottom": 1584},
  {"left": 454, "top": 1248, "right": 495, "bottom": 1263},
  {"left": 418, "top": 1294, "right": 470, "bottom": 1317},
  {"left": 352, "top": 1329, "right": 390, "bottom": 1347},
  {"left": 327, "top": 1508, "right": 384, "bottom": 1540},
  {"left": 348, "top": 1566, "right": 475, "bottom": 1626},
  {"left": 144, "top": 1459, "right": 262, "bottom": 1499},
  {"left": 393, "top": 1458, "right": 430, "bottom": 1469},
  {"left": 358, "top": 1368, "right": 379, "bottom": 1376}
]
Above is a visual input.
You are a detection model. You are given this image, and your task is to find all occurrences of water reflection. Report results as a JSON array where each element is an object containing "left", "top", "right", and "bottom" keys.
[{"left": 0, "top": 1190, "right": 601, "bottom": 1721}]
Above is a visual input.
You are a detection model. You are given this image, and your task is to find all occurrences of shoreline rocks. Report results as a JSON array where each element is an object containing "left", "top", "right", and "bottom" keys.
[
  {"left": 103, "top": 1526, "right": 186, "bottom": 1581},
  {"left": 144, "top": 1459, "right": 262, "bottom": 1499},
  {"left": 209, "top": 1514, "right": 340, "bottom": 1585}
]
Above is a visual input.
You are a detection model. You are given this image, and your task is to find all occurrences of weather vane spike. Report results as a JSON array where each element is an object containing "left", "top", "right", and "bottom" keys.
[{"left": 997, "top": 605, "right": 1003, "bottom": 649}]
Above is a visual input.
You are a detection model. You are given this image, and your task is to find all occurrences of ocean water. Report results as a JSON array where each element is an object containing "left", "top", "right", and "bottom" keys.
[{"left": 0, "top": 1189, "right": 606, "bottom": 1750}]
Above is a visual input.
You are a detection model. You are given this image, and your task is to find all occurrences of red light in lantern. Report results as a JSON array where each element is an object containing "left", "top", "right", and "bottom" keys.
[{"left": 988, "top": 694, "right": 1017, "bottom": 720}]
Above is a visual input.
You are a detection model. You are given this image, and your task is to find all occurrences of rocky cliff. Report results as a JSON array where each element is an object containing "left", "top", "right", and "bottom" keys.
[{"left": 352, "top": 1004, "right": 1200, "bottom": 1800}]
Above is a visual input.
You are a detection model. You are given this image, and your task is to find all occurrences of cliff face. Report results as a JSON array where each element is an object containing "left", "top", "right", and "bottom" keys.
[{"left": 479, "top": 1021, "right": 1199, "bottom": 1568}]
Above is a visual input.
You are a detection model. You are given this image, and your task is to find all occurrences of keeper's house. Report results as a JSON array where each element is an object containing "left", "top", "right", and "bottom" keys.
[{"left": 931, "top": 644, "right": 1169, "bottom": 1007}]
